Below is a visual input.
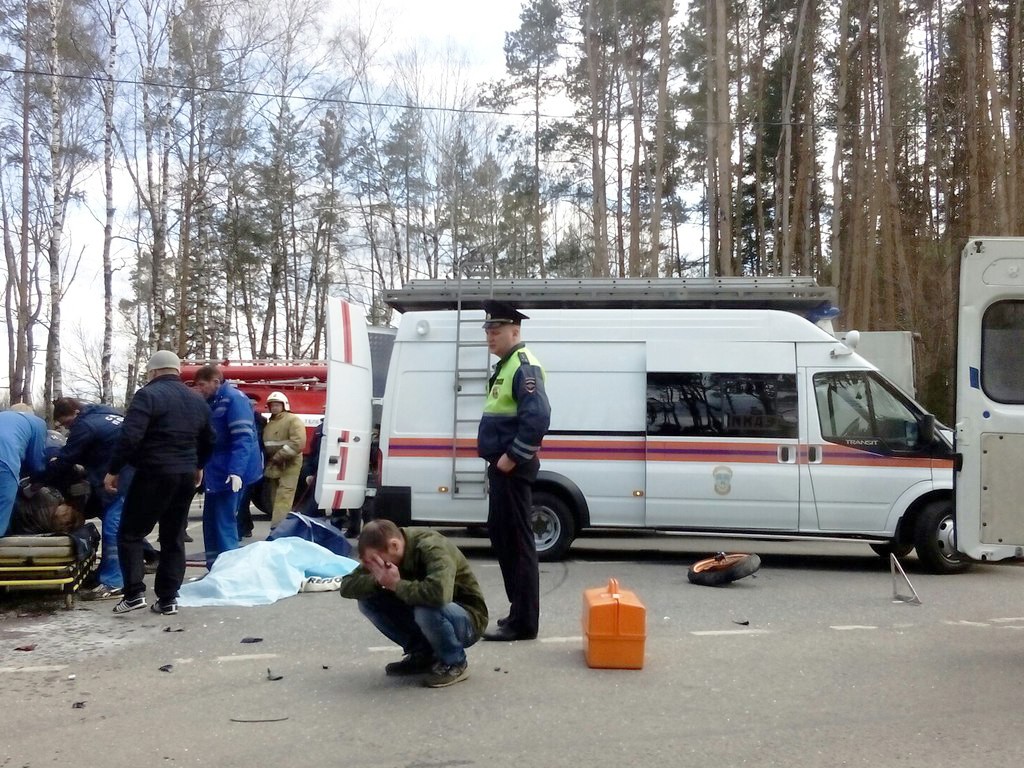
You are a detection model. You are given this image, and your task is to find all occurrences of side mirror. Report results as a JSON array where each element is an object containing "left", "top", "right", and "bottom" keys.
[{"left": 918, "top": 413, "right": 936, "bottom": 445}]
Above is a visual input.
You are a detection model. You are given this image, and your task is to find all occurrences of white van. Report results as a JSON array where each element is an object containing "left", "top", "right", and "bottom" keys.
[
  {"left": 318, "top": 295, "right": 962, "bottom": 573},
  {"left": 954, "top": 237, "right": 1024, "bottom": 564}
]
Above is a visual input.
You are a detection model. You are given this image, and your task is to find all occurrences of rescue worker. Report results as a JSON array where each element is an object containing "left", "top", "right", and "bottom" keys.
[
  {"left": 51, "top": 397, "right": 133, "bottom": 599},
  {"left": 105, "top": 350, "right": 214, "bottom": 616},
  {"left": 262, "top": 391, "right": 306, "bottom": 527},
  {"left": 476, "top": 300, "right": 551, "bottom": 642},
  {"left": 236, "top": 392, "right": 266, "bottom": 539},
  {"left": 192, "top": 365, "right": 262, "bottom": 569},
  {"left": 0, "top": 404, "right": 48, "bottom": 537}
]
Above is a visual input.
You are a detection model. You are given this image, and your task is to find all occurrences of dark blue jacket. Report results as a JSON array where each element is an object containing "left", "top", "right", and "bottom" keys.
[
  {"left": 203, "top": 381, "right": 262, "bottom": 490},
  {"left": 54, "top": 404, "right": 122, "bottom": 491},
  {"left": 109, "top": 374, "right": 215, "bottom": 475},
  {"left": 0, "top": 411, "right": 47, "bottom": 479}
]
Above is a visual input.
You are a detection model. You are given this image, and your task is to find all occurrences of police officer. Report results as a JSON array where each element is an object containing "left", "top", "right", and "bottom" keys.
[{"left": 477, "top": 300, "right": 551, "bottom": 642}]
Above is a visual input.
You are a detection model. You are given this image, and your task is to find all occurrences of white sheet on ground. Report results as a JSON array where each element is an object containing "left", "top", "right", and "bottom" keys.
[{"left": 177, "top": 538, "right": 359, "bottom": 607}]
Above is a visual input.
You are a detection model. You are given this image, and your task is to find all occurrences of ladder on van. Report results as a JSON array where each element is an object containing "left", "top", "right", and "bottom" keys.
[{"left": 448, "top": 254, "right": 493, "bottom": 500}]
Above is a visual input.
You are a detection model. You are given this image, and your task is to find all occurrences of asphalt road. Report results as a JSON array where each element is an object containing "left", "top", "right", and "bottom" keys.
[{"left": 4, "top": 517, "right": 1024, "bottom": 768}]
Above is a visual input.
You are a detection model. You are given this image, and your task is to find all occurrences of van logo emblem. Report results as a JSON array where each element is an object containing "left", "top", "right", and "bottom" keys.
[{"left": 713, "top": 466, "right": 733, "bottom": 496}]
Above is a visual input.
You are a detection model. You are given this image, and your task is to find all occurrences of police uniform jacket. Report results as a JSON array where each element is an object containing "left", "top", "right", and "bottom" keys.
[
  {"left": 339, "top": 527, "right": 489, "bottom": 637},
  {"left": 203, "top": 381, "right": 263, "bottom": 492},
  {"left": 109, "top": 374, "right": 215, "bottom": 475},
  {"left": 476, "top": 342, "right": 551, "bottom": 466}
]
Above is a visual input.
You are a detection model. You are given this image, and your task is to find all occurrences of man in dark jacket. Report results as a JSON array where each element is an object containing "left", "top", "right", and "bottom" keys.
[
  {"left": 51, "top": 398, "right": 133, "bottom": 599},
  {"left": 339, "top": 519, "right": 488, "bottom": 688},
  {"left": 104, "top": 350, "right": 215, "bottom": 616}
]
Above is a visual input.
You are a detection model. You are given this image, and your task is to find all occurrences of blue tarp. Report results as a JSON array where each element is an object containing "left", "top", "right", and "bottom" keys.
[{"left": 178, "top": 538, "right": 358, "bottom": 607}]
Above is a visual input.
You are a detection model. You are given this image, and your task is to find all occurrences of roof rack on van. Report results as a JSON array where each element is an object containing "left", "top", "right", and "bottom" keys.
[{"left": 385, "top": 277, "right": 838, "bottom": 313}]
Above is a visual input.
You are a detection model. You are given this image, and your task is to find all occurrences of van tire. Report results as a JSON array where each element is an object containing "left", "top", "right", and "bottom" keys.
[
  {"left": 914, "top": 500, "right": 970, "bottom": 574},
  {"left": 687, "top": 553, "right": 761, "bottom": 586},
  {"left": 531, "top": 491, "right": 575, "bottom": 561},
  {"left": 869, "top": 541, "right": 914, "bottom": 559}
]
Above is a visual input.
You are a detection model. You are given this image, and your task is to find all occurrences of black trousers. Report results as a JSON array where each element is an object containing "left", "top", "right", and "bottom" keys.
[
  {"left": 487, "top": 461, "right": 540, "bottom": 636},
  {"left": 118, "top": 470, "right": 196, "bottom": 602}
]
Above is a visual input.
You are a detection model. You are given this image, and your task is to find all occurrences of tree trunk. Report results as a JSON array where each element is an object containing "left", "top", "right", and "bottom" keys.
[
  {"left": 777, "top": 0, "right": 811, "bottom": 276},
  {"left": 831, "top": 0, "right": 851, "bottom": 288},
  {"left": 650, "top": 0, "right": 674, "bottom": 276},
  {"left": 713, "top": 0, "right": 733, "bottom": 276},
  {"left": 585, "top": 0, "right": 610, "bottom": 276}
]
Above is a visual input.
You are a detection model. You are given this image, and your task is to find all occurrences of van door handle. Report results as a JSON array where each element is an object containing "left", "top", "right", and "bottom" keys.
[
  {"left": 328, "top": 457, "right": 339, "bottom": 465},
  {"left": 777, "top": 445, "right": 796, "bottom": 464},
  {"left": 807, "top": 445, "right": 822, "bottom": 464}
]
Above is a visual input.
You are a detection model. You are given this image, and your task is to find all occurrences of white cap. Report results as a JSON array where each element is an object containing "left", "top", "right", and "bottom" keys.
[{"left": 146, "top": 349, "right": 181, "bottom": 372}]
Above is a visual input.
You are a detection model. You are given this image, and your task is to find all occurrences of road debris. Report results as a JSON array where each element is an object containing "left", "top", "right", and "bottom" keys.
[
  {"left": 266, "top": 668, "right": 283, "bottom": 681},
  {"left": 240, "top": 637, "right": 263, "bottom": 644},
  {"left": 158, "top": 664, "right": 173, "bottom": 673}
]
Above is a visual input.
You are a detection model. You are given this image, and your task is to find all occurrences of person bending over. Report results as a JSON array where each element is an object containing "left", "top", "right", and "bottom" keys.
[{"left": 339, "top": 519, "right": 488, "bottom": 688}]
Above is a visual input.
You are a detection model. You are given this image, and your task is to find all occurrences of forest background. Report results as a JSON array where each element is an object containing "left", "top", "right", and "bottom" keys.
[{"left": 0, "top": 0, "right": 1014, "bottom": 423}]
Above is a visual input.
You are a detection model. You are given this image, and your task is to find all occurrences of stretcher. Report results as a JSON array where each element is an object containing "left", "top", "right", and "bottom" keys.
[{"left": 0, "top": 534, "right": 97, "bottom": 609}]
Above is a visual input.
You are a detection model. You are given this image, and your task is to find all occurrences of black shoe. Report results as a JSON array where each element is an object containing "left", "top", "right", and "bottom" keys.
[
  {"left": 482, "top": 626, "right": 537, "bottom": 642},
  {"left": 144, "top": 559, "right": 159, "bottom": 575},
  {"left": 384, "top": 653, "right": 436, "bottom": 676},
  {"left": 112, "top": 595, "right": 146, "bottom": 615},
  {"left": 496, "top": 615, "right": 510, "bottom": 628},
  {"left": 183, "top": 532, "right": 194, "bottom": 543},
  {"left": 150, "top": 598, "right": 178, "bottom": 616},
  {"left": 423, "top": 661, "right": 469, "bottom": 688}
]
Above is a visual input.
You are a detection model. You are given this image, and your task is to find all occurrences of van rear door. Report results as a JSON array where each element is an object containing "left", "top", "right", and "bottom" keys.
[
  {"left": 316, "top": 298, "right": 373, "bottom": 512},
  {"left": 955, "top": 237, "right": 1024, "bottom": 561}
]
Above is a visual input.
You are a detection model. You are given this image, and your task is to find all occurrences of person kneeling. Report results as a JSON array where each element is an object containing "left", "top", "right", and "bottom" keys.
[{"left": 339, "top": 520, "right": 488, "bottom": 688}]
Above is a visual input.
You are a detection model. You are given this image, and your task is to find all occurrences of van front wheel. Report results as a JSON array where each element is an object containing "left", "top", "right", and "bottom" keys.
[
  {"left": 531, "top": 491, "right": 576, "bottom": 561},
  {"left": 914, "top": 500, "right": 970, "bottom": 574}
]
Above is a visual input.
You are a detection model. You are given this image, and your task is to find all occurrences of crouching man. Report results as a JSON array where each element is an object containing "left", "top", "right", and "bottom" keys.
[{"left": 339, "top": 519, "right": 488, "bottom": 688}]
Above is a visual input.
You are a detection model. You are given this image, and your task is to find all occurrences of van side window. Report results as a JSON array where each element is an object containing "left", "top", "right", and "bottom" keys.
[
  {"left": 814, "top": 371, "right": 924, "bottom": 453},
  {"left": 646, "top": 373, "right": 798, "bottom": 438},
  {"left": 981, "top": 300, "right": 1024, "bottom": 404}
]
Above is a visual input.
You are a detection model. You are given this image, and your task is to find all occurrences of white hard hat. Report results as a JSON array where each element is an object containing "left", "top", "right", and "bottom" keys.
[
  {"left": 265, "top": 391, "right": 290, "bottom": 409},
  {"left": 146, "top": 349, "right": 181, "bottom": 372}
]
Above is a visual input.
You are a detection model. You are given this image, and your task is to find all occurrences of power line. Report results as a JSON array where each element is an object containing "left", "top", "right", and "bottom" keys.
[{"left": 0, "top": 65, "right": 944, "bottom": 131}]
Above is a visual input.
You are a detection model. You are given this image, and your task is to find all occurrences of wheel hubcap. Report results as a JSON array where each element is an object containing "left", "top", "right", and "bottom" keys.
[
  {"left": 934, "top": 514, "right": 958, "bottom": 560},
  {"left": 531, "top": 506, "right": 560, "bottom": 552}
]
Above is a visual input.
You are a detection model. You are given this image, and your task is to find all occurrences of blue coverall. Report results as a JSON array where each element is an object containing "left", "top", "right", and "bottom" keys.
[{"left": 0, "top": 410, "right": 47, "bottom": 537}]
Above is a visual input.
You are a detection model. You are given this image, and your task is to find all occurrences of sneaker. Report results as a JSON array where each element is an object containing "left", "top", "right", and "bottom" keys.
[
  {"left": 80, "top": 584, "right": 123, "bottom": 601},
  {"left": 112, "top": 596, "right": 146, "bottom": 614},
  {"left": 150, "top": 599, "right": 178, "bottom": 616},
  {"left": 423, "top": 661, "right": 469, "bottom": 688},
  {"left": 384, "top": 652, "right": 436, "bottom": 676}
]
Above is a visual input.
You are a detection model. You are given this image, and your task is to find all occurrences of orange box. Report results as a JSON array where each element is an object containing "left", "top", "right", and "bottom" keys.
[{"left": 582, "top": 578, "right": 646, "bottom": 669}]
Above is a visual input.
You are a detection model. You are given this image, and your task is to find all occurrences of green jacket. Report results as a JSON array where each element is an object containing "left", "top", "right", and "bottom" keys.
[{"left": 339, "top": 528, "right": 489, "bottom": 636}]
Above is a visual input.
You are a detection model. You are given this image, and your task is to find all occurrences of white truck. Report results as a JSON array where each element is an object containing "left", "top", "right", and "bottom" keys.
[{"left": 316, "top": 278, "right": 963, "bottom": 573}]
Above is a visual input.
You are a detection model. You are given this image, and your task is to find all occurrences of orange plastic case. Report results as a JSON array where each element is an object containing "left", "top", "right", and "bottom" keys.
[{"left": 582, "top": 578, "right": 646, "bottom": 669}]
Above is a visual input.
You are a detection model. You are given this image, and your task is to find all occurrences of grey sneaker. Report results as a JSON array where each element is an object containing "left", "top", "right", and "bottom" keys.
[
  {"left": 80, "top": 584, "right": 123, "bottom": 601},
  {"left": 423, "top": 661, "right": 469, "bottom": 688},
  {"left": 385, "top": 652, "right": 435, "bottom": 676},
  {"left": 150, "top": 599, "right": 178, "bottom": 616},
  {"left": 112, "top": 596, "right": 146, "bottom": 614}
]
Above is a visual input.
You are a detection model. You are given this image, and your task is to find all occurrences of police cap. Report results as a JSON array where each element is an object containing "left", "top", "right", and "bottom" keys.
[{"left": 482, "top": 300, "right": 529, "bottom": 329}]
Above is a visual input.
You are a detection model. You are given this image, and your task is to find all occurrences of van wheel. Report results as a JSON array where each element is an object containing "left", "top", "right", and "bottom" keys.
[
  {"left": 688, "top": 553, "right": 761, "bottom": 586},
  {"left": 869, "top": 541, "right": 914, "bottom": 559},
  {"left": 531, "top": 491, "right": 575, "bottom": 561},
  {"left": 914, "top": 500, "right": 970, "bottom": 574}
]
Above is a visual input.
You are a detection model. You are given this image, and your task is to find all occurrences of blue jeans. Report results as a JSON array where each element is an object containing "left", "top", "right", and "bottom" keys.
[
  {"left": 203, "top": 489, "right": 242, "bottom": 569},
  {"left": 358, "top": 592, "right": 479, "bottom": 666},
  {"left": 0, "top": 468, "right": 17, "bottom": 537},
  {"left": 98, "top": 495, "right": 124, "bottom": 589}
]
